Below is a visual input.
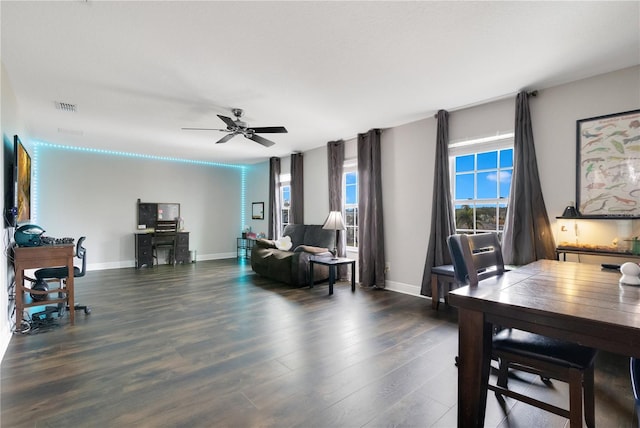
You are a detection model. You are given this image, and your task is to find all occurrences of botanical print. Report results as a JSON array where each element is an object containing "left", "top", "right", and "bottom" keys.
[{"left": 577, "top": 110, "right": 640, "bottom": 217}]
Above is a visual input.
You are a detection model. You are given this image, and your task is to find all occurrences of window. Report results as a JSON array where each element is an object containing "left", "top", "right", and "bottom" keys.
[
  {"left": 343, "top": 168, "right": 358, "bottom": 248},
  {"left": 278, "top": 173, "right": 291, "bottom": 233},
  {"left": 450, "top": 136, "right": 513, "bottom": 235},
  {"left": 280, "top": 183, "right": 290, "bottom": 232}
]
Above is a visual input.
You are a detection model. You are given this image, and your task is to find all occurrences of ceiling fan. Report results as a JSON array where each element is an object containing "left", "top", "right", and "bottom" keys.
[{"left": 182, "top": 108, "right": 287, "bottom": 147}]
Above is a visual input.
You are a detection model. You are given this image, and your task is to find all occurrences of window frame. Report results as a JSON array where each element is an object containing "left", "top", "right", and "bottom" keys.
[
  {"left": 279, "top": 173, "right": 291, "bottom": 233},
  {"left": 449, "top": 135, "right": 514, "bottom": 235},
  {"left": 343, "top": 160, "right": 358, "bottom": 250}
]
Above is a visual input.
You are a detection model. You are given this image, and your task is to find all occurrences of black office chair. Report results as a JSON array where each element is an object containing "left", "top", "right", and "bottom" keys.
[
  {"left": 152, "top": 220, "right": 178, "bottom": 266},
  {"left": 448, "top": 233, "right": 596, "bottom": 427},
  {"left": 34, "top": 236, "right": 90, "bottom": 314}
]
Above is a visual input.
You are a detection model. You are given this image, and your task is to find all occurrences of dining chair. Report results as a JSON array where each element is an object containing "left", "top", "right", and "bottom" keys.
[
  {"left": 430, "top": 264, "right": 456, "bottom": 310},
  {"left": 152, "top": 220, "right": 178, "bottom": 266},
  {"left": 448, "top": 233, "right": 597, "bottom": 428},
  {"left": 631, "top": 358, "right": 640, "bottom": 427}
]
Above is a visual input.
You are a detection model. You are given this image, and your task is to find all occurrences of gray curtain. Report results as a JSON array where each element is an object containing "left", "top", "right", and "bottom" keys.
[
  {"left": 327, "top": 140, "right": 347, "bottom": 279},
  {"left": 502, "top": 91, "right": 556, "bottom": 265},
  {"left": 268, "top": 156, "right": 281, "bottom": 240},
  {"left": 290, "top": 153, "right": 304, "bottom": 224},
  {"left": 357, "top": 129, "right": 385, "bottom": 288},
  {"left": 420, "top": 110, "right": 456, "bottom": 296}
]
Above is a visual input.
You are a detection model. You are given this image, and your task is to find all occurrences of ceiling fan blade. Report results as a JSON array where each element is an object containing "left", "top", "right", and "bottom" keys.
[
  {"left": 250, "top": 126, "right": 288, "bottom": 134},
  {"left": 182, "top": 127, "right": 227, "bottom": 131},
  {"left": 216, "top": 133, "right": 237, "bottom": 144},
  {"left": 247, "top": 133, "right": 275, "bottom": 147},
  {"left": 217, "top": 114, "right": 237, "bottom": 129}
]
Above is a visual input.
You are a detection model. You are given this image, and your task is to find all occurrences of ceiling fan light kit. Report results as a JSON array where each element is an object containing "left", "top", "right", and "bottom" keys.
[{"left": 182, "top": 108, "right": 287, "bottom": 147}]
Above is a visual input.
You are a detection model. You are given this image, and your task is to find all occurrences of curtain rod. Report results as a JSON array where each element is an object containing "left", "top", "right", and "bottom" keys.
[{"left": 433, "top": 90, "right": 538, "bottom": 118}]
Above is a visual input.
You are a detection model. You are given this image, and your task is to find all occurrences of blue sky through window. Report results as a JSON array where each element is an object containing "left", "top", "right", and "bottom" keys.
[
  {"left": 345, "top": 172, "right": 357, "bottom": 204},
  {"left": 455, "top": 149, "right": 513, "bottom": 200}
]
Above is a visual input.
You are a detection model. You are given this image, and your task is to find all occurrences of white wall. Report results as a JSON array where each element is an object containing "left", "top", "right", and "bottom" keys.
[
  {"left": 244, "top": 160, "right": 270, "bottom": 236},
  {"left": 1, "top": 62, "right": 28, "bottom": 359},
  {"left": 36, "top": 147, "right": 246, "bottom": 268}
]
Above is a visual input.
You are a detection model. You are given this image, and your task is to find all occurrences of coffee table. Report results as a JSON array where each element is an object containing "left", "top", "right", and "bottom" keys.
[{"left": 309, "top": 256, "right": 356, "bottom": 295}]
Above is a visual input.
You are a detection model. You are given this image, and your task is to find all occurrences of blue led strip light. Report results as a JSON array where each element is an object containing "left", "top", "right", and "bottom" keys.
[
  {"left": 32, "top": 145, "right": 40, "bottom": 224},
  {"left": 241, "top": 167, "right": 247, "bottom": 227},
  {"left": 33, "top": 141, "right": 250, "bottom": 226}
]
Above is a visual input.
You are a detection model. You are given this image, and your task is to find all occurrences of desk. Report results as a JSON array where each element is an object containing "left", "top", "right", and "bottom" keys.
[
  {"left": 448, "top": 260, "right": 640, "bottom": 427},
  {"left": 134, "top": 232, "right": 189, "bottom": 268},
  {"left": 309, "top": 256, "right": 356, "bottom": 295},
  {"left": 14, "top": 244, "right": 75, "bottom": 327}
]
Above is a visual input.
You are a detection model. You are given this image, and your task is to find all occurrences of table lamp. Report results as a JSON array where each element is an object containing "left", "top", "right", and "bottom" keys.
[{"left": 322, "top": 211, "right": 346, "bottom": 260}]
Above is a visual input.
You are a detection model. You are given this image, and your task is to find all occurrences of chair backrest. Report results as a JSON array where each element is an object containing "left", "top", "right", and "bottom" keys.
[
  {"left": 447, "top": 233, "right": 505, "bottom": 286},
  {"left": 75, "top": 236, "right": 87, "bottom": 278}
]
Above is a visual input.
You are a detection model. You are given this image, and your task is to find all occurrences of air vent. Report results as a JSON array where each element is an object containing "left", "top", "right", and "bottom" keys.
[{"left": 54, "top": 101, "right": 77, "bottom": 112}]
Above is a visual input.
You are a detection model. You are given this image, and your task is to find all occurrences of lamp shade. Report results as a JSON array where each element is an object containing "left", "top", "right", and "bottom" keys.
[{"left": 322, "top": 211, "right": 346, "bottom": 231}]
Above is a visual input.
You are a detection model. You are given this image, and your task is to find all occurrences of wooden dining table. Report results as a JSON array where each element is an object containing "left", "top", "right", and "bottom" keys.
[{"left": 448, "top": 259, "right": 640, "bottom": 427}]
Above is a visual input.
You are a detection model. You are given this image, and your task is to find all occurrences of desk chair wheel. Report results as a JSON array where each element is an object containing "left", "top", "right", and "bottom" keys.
[{"left": 68, "top": 304, "right": 91, "bottom": 315}]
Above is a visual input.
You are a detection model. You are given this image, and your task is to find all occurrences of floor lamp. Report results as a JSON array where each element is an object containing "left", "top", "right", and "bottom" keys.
[{"left": 322, "top": 211, "right": 346, "bottom": 260}]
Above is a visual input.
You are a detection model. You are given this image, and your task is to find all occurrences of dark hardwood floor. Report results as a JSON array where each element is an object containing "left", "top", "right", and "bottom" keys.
[{"left": 1, "top": 259, "right": 636, "bottom": 427}]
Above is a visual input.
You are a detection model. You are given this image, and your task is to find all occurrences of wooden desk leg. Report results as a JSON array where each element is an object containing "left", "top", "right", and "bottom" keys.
[
  {"left": 15, "top": 265, "right": 24, "bottom": 332},
  {"left": 431, "top": 274, "right": 439, "bottom": 310},
  {"left": 457, "top": 308, "right": 492, "bottom": 428},
  {"left": 67, "top": 255, "right": 75, "bottom": 325},
  {"left": 350, "top": 262, "right": 355, "bottom": 292}
]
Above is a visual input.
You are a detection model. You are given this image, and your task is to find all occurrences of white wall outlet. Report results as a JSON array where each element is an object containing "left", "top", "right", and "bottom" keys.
[{"left": 384, "top": 262, "right": 391, "bottom": 273}]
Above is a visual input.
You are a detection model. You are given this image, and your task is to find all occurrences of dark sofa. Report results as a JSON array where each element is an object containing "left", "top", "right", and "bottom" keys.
[{"left": 251, "top": 224, "right": 335, "bottom": 286}]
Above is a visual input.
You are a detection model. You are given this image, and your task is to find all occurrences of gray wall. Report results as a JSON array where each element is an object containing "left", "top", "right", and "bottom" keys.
[
  {"left": 287, "top": 66, "right": 640, "bottom": 296},
  {"left": 35, "top": 147, "right": 246, "bottom": 268}
]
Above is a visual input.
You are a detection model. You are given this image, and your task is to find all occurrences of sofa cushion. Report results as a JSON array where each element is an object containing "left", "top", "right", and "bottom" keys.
[
  {"left": 283, "top": 224, "right": 306, "bottom": 249},
  {"left": 256, "top": 238, "right": 276, "bottom": 249},
  {"left": 302, "top": 225, "right": 335, "bottom": 249}
]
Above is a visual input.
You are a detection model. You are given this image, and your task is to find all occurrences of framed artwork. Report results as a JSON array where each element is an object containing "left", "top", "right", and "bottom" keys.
[
  {"left": 252, "top": 202, "right": 264, "bottom": 220},
  {"left": 576, "top": 109, "right": 640, "bottom": 218}
]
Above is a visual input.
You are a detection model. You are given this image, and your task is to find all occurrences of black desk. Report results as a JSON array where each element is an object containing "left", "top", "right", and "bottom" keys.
[
  {"left": 309, "top": 256, "right": 356, "bottom": 295},
  {"left": 134, "top": 232, "right": 189, "bottom": 268}
]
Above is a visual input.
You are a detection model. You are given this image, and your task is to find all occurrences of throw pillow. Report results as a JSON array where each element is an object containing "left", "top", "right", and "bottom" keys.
[{"left": 275, "top": 235, "right": 293, "bottom": 251}]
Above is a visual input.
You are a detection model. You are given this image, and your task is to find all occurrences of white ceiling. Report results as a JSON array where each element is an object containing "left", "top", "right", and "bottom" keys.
[{"left": 2, "top": 1, "right": 639, "bottom": 164}]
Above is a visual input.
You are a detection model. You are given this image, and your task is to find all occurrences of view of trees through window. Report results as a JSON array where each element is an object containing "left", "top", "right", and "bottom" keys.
[
  {"left": 280, "top": 184, "right": 290, "bottom": 232},
  {"left": 452, "top": 146, "right": 513, "bottom": 234},
  {"left": 344, "top": 171, "right": 358, "bottom": 247}
]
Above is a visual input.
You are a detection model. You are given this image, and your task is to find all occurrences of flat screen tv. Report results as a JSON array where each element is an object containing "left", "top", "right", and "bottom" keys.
[{"left": 13, "top": 135, "right": 31, "bottom": 225}]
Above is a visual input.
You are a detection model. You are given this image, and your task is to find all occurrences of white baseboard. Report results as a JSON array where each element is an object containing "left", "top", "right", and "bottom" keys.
[
  {"left": 86, "top": 253, "right": 237, "bottom": 271},
  {"left": 384, "top": 279, "right": 427, "bottom": 299},
  {"left": 0, "top": 325, "right": 12, "bottom": 363}
]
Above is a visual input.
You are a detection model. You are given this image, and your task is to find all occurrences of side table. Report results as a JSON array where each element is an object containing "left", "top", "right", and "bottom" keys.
[
  {"left": 237, "top": 237, "right": 255, "bottom": 259},
  {"left": 309, "top": 256, "right": 356, "bottom": 295}
]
